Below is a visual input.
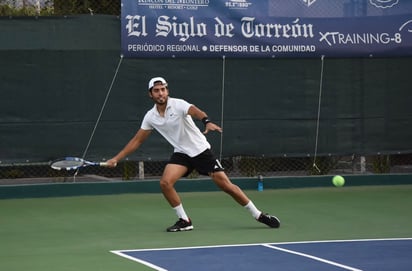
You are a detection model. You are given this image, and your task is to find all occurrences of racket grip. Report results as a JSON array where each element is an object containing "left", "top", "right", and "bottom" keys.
[{"left": 100, "top": 162, "right": 117, "bottom": 167}]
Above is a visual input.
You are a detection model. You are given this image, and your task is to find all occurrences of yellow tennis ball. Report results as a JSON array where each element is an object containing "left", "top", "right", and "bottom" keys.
[{"left": 332, "top": 175, "right": 345, "bottom": 187}]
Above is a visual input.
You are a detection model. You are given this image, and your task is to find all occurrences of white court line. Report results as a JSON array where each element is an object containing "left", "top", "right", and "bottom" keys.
[
  {"left": 111, "top": 250, "right": 168, "bottom": 271},
  {"left": 263, "top": 244, "right": 363, "bottom": 271},
  {"left": 111, "top": 237, "right": 412, "bottom": 252}
]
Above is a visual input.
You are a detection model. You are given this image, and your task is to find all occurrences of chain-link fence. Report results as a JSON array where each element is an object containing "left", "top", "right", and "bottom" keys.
[{"left": 1, "top": 154, "right": 412, "bottom": 185}]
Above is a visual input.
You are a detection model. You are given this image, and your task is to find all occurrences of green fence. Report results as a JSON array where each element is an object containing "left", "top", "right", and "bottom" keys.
[{"left": 1, "top": 10, "right": 412, "bottom": 182}]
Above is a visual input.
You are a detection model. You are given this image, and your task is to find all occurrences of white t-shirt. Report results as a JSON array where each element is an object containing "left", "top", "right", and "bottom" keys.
[{"left": 141, "top": 97, "right": 211, "bottom": 157}]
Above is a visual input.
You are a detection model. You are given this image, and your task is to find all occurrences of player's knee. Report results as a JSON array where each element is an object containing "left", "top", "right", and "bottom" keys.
[
  {"left": 212, "top": 174, "right": 236, "bottom": 193},
  {"left": 159, "top": 179, "right": 173, "bottom": 191}
]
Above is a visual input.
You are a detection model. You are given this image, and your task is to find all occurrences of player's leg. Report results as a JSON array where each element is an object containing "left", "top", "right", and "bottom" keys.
[
  {"left": 160, "top": 163, "right": 187, "bottom": 207},
  {"left": 210, "top": 171, "right": 250, "bottom": 205},
  {"left": 210, "top": 171, "right": 280, "bottom": 228},
  {"left": 160, "top": 163, "right": 194, "bottom": 232}
]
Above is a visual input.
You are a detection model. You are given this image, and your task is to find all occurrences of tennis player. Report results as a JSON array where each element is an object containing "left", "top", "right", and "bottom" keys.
[{"left": 106, "top": 77, "right": 280, "bottom": 232}]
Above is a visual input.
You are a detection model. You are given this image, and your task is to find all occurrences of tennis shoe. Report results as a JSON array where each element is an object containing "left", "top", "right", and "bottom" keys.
[
  {"left": 166, "top": 218, "right": 193, "bottom": 232},
  {"left": 257, "top": 213, "right": 280, "bottom": 228}
]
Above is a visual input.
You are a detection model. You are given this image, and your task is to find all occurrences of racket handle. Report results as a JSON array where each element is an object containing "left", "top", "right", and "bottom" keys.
[{"left": 99, "top": 162, "right": 117, "bottom": 167}]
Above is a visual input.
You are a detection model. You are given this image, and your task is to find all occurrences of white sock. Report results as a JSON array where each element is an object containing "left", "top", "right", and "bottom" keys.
[
  {"left": 244, "top": 201, "right": 262, "bottom": 219},
  {"left": 173, "top": 203, "right": 189, "bottom": 221}
]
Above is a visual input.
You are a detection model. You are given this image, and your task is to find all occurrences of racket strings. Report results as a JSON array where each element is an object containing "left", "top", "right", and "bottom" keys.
[{"left": 51, "top": 159, "right": 85, "bottom": 170}]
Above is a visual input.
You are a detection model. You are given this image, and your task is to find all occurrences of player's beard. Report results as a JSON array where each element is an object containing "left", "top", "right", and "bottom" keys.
[{"left": 153, "top": 95, "right": 167, "bottom": 105}]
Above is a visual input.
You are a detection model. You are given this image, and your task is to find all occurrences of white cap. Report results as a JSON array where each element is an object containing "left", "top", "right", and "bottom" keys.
[{"left": 148, "top": 77, "right": 167, "bottom": 90}]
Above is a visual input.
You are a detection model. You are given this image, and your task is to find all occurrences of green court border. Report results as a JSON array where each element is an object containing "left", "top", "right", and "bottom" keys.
[{"left": 1, "top": 174, "right": 411, "bottom": 199}]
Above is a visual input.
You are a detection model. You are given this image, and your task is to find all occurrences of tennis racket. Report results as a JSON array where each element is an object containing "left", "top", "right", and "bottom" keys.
[{"left": 51, "top": 157, "right": 109, "bottom": 170}]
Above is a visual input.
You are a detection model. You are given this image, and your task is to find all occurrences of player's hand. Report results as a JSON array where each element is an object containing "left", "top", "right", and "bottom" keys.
[
  {"left": 203, "top": 122, "right": 223, "bottom": 134},
  {"left": 105, "top": 159, "right": 118, "bottom": 168}
]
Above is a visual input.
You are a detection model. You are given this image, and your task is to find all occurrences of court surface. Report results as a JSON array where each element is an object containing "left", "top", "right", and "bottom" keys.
[
  {"left": 112, "top": 238, "right": 412, "bottom": 271},
  {"left": 1, "top": 185, "right": 412, "bottom": 271}
]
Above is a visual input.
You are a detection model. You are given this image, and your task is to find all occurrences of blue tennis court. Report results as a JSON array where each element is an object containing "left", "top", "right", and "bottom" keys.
[{"left": 111, "top": 238, "right": 412, "bottom": 271}]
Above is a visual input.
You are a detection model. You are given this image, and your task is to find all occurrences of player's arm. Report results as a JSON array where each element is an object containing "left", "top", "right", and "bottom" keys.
[
  {"left": 188, "top": 105, "right": 222, "bottom": 134},
  {"left": 106, "top": 128, "right": 152, "bottom": 167}
]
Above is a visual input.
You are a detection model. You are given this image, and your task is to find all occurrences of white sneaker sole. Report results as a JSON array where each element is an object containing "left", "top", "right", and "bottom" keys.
[{"left": 167, "top": 225, "right": 194, "bottom": 232}]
